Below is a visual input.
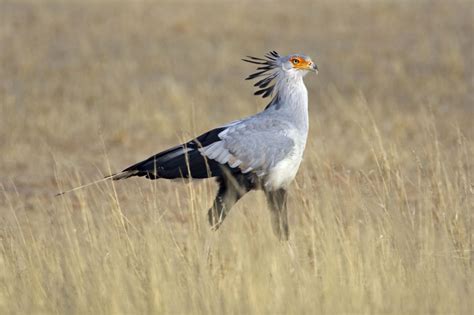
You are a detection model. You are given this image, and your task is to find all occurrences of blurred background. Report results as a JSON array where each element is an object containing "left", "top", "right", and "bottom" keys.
[{"left": 0, "top": 0, "right": 472, "bottom": 314}]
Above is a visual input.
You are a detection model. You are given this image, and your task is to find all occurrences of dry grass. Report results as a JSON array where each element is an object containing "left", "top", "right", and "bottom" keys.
[{"left": 1, "top": 0, "right": 473, "bottom": 314}]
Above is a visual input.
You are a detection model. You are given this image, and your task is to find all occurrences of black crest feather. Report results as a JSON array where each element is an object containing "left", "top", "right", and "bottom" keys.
[{"left": 242, "top": 51, "right": 280, "bottom": 98}]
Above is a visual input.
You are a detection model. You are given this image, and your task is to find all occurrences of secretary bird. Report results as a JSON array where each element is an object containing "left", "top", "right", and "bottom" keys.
[{"left": 58, "top": 51, "right": 318, "bottom": 240}]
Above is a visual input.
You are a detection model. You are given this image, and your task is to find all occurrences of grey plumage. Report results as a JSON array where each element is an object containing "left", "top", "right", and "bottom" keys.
[{"left": 199, "top": 118, "right": 296, "bottom": 175}]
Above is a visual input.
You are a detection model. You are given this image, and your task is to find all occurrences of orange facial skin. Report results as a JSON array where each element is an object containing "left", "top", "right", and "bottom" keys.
[{"left": 289, "top": 56, "right": 314, "bottom": 71}]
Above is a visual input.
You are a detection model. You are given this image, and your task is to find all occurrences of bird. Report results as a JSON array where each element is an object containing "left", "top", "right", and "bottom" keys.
[{"left": 58, "top": 51, "right": 318, "bottom": 240}]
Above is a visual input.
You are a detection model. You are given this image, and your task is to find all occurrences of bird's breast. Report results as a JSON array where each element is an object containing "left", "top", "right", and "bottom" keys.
[{"left": 263, "top": 146, "right": 304, "bottom": 191}]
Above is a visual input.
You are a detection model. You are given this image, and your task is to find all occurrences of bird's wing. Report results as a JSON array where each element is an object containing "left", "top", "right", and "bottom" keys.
[{"left": 199, "top": 118, "right": 295, "bottom": 176}]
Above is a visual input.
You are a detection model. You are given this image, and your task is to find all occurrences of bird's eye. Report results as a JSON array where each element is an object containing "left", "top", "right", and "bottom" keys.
[{"left": 292, "top": 58, "right": 300, "bottom": 65}]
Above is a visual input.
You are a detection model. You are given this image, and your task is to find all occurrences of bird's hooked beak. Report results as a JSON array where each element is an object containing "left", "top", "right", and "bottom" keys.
[{"left": 309, "top": 61, "right": 318, "bottom": 74}]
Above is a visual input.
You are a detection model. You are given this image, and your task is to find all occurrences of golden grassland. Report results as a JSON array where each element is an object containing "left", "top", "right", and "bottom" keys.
[{"left": 1, "top": 0, "right": 473, "bottom": 314}]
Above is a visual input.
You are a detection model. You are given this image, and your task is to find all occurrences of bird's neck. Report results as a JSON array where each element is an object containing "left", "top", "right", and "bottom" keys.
[{"left": 267, "top": 75, "right": 309, "bottom": 130}]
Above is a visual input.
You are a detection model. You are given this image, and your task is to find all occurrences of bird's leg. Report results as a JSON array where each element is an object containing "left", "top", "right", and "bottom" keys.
[
  {"left": 208, "top": 189, "right": 234, "bottom": 230},
  {"left": 265, "top": 188, "right": 289, "bottom": 240},
  {"left": 208, "top": 176, "right": 246, "bottom": 230}
]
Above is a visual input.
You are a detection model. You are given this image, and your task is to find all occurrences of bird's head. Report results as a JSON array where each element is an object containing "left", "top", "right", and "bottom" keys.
[
  {"left": 243, "top": 51, "right": 318, "bottom": 98},
  {"left": 281, "top": 54, "right": 318, "bottom": 75}
]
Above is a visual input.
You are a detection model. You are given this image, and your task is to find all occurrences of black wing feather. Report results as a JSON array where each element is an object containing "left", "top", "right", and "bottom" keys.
[{"left": 115, "top": 127, "right": 243, "bottom": 180}]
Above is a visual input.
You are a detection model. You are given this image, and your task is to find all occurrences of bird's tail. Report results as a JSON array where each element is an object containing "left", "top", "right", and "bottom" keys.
[
  {"left": 56, "top": 127, "right": 229, "bottom": 196},
  {"left": 55, "top": 171, "right": 135, "bottom": 196}
]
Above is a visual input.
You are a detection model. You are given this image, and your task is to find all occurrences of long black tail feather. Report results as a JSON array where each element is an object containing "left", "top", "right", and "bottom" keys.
[{"left": 56, "top": 127, "right": 231, "bottom": 196}]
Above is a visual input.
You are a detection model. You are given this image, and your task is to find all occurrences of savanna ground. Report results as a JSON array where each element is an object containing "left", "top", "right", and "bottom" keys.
[{"left": 1, "top": 0, "right": 473, "bottom": 314}]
